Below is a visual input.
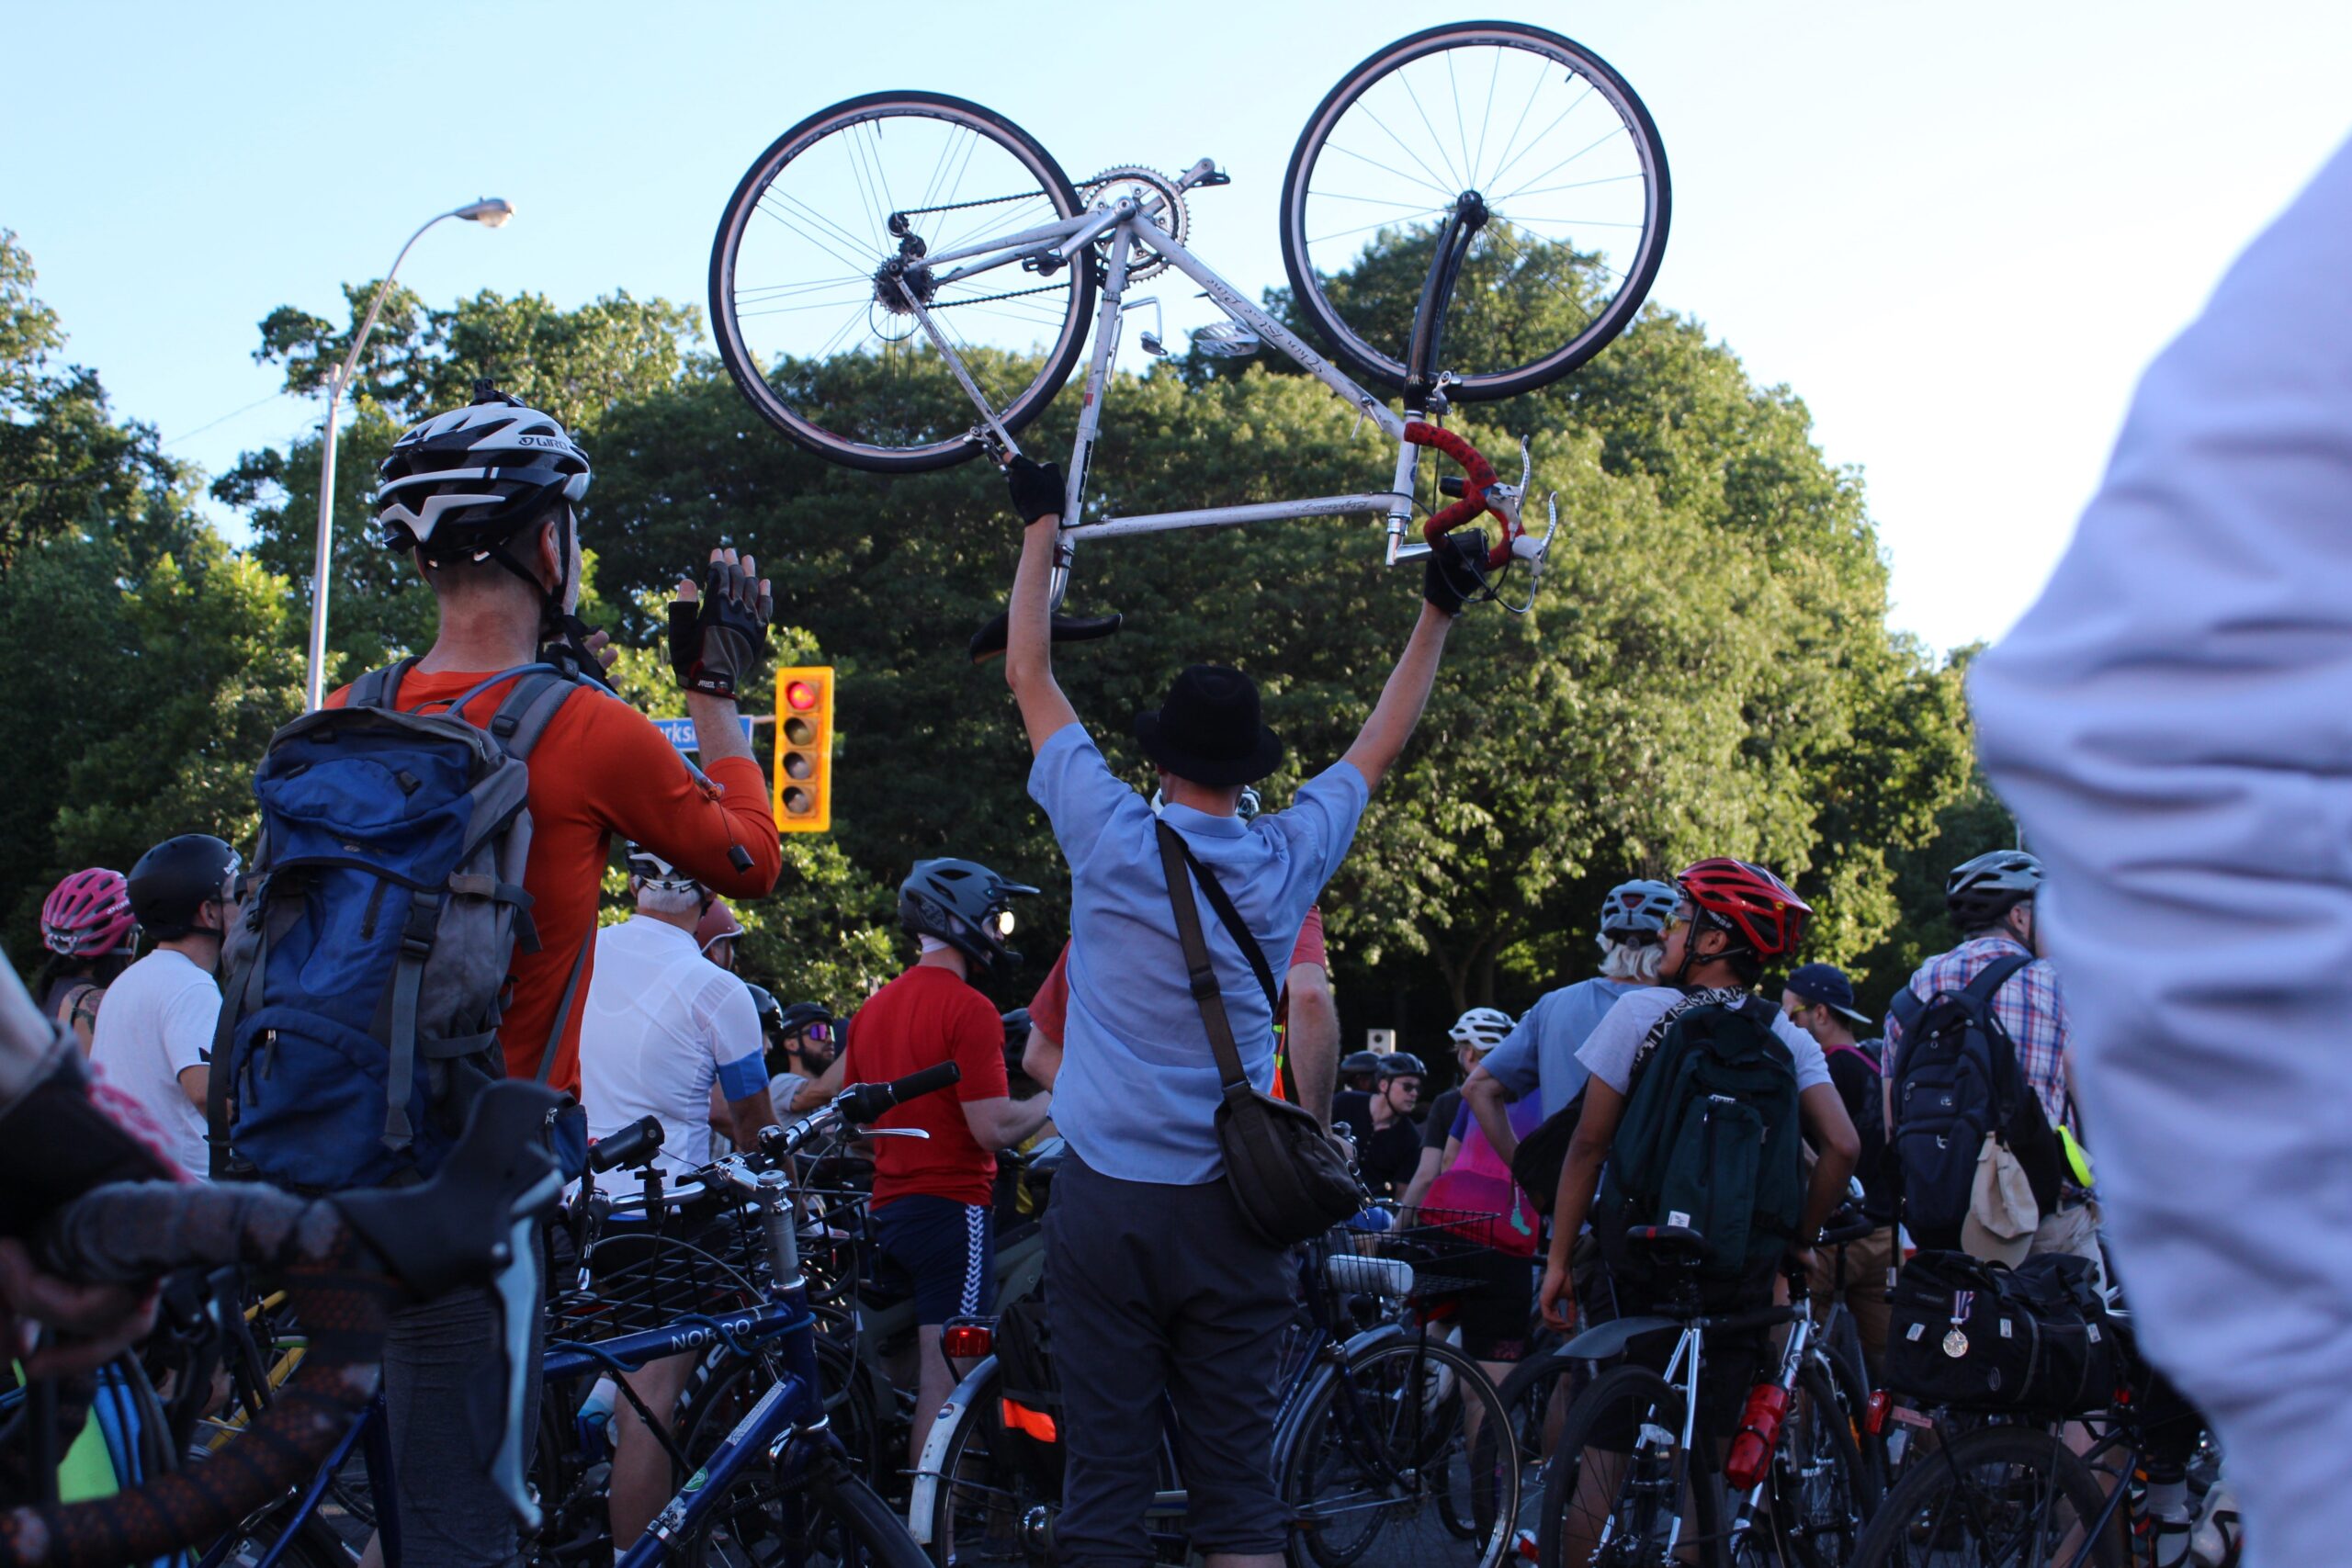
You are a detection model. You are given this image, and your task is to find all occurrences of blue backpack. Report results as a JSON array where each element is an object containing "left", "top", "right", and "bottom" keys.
[{"left": 209, "top": 660, "right": 591, "bottom": 1191}]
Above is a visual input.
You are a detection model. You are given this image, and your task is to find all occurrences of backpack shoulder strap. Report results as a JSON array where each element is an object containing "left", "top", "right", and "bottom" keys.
[
  {"left": 1960, "top": 953, "right": 2034, "bottom": 1013},
  {"left": 347, "top": 657, "right": 420, "bottom": 711},
  {"left": 487, "top": 668, "right": 587, "bottom": 762},
  {"left": 1887, "top": 981, "right": 1925, "bottom": 1042},
  {"left": 533, "top": 935, "right": 595, "bottom": 1086}
]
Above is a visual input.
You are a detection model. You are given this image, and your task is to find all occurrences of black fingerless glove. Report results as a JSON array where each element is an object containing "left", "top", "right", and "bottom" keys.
[
  {"left": 1006, "top": 455, "right": 1067, "bottom": 525},
  {"left": 667, "top": 557, "right": 774, "bottom": 699},
  {"left": 1424, "top": 529, "right": 1488, "bottom": 616}
]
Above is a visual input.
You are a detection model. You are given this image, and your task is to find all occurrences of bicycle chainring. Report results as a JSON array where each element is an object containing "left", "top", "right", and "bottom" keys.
[{"left": 1079, "top": 165, "right": 1187, "bottom": 283}]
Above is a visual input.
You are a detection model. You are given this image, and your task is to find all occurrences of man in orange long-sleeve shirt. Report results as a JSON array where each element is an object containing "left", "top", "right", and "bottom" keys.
[{"left": 347, "top": 385, "right": 780, "bottom": 1568}]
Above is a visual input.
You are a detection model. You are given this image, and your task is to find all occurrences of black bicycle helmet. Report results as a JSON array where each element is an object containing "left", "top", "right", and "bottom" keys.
[
  {"left": 899, "top": 859, "right": 1038, "bottom": 980},
  {"left": 126, "top": 835, "right": 241, "bottom": 940},
  {"left": 775, "top": 1001, "right": 835, "bottom": 1039},
  {"left": 742, "top": 983, "right": 784, "bottom": 1033},
  {"left": 1339, "top": 1049, "right": 1382, "bottom": 1084},
  {"left": 1946, "top": 850, "right": 2044, "bottom": 930},
  {"left": 1375, "top": 1053, "right": 1427, "bottom": 1081}
]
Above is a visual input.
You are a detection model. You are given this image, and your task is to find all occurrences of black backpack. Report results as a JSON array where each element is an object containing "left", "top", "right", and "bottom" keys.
[
  {"left": 1596, "top": 995, "right": 1804, "bottom": 1284},
  {"left": 1888, "top": 954, "right": 2065, "bottom": 1250}
]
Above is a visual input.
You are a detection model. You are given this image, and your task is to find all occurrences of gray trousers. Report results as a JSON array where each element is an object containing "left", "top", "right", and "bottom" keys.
[
  {"left": 382, "top": 1282, "right": 544, "bottom": 1568},
  {"left": 1045, "top": 1152, "right": 1294, "bottom": 1565}
]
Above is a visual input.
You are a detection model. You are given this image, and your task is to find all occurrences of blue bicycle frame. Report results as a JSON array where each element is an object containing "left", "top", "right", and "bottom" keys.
[{"left": 203, "top": 1163, "right": 842, "bottom": 1568}]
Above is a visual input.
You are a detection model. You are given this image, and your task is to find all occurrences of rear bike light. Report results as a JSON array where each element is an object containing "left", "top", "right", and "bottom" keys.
[
  {"left": 942, "top": 1320, "right": 994, "bottom": 1359},
  {"left": 1863, "top": 1390, "right": 1893, "bottom": 1437}
]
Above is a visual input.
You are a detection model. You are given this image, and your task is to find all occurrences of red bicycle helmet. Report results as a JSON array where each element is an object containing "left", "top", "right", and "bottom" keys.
[
  {"left": 695, "top": 897, "right": 745, "bottom": 957},
  {"left": 40, "top": 869, "right": 136, "bottom": 958},
  {"left": 1677, "top": 858, "right": 1812, "bottom": 960}
]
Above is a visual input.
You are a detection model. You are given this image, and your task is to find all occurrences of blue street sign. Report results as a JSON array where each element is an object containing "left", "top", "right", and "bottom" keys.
[{"left": 651, "top": 716, "right": 755, "bottom": 752}]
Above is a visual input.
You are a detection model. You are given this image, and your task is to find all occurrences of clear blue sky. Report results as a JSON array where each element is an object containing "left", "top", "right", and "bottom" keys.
[{"left": 6, "top": 1, "right": 2346, "bottom": 654}]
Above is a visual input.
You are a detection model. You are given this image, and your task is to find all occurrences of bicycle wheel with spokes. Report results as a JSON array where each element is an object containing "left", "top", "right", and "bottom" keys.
[
  {"left": 1537, "top": 1363, "right": 1724, "bottom": 1568},
  {"left": 1845, "top": 1425, "right": 2126, "bottom": 1568},
  {"left": 710, "top": 91, "right": 1099, "bottom": 472},
  {"left": 1279, "top": 22, "right": 1669, "bottom": 402},
  {"left": 1733, "top": 1359, "right": 1876, "bottom": 1568},
  {"left": 1279, "top": 1333, "right": 1519, "bottom": 1568}
]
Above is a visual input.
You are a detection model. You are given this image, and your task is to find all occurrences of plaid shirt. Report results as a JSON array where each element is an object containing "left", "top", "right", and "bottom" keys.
[{"left": 1884, "top": 934, "right": 2073, "bottom": 1129}]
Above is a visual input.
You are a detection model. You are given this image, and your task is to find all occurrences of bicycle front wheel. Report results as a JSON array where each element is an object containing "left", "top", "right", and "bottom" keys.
[
  {"left": 684, "top": 1459, "right": 928, "bottom": 1568},
  {"left": 710, "top": 91, "right": 1098, "bottom": 472},
  {"left": 1537, "top": 1363, "right": 1724, "bottom": 1568},
  {"left": 1846, "top": 1425, "right": 2125, "bottom": 1568},
  {"left": 1279, "top": 22, "right": 1669, "bottom": 402},
  {"left": 1280, "top": 1333, "right": 1520, "bottom": 1568}
]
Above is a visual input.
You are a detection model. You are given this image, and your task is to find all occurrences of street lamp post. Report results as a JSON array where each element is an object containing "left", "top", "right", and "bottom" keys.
[{"left": 302, "top": 197, "right": 514, "bottom": 711}]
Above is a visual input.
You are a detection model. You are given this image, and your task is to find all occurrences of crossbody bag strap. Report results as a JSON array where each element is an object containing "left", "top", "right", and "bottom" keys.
[
  {"left": 1156, "top": 821, "right": 1252, "bottom": 1096},
  {"left": 1167, "top": 834, "right": 1279, "bottom": 1010}
]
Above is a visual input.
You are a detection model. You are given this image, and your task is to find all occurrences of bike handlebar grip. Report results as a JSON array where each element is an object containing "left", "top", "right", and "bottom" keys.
[
  {"left": 588, "top": 1115, "right": 665, "bottom": 1174},
  {"left": 1403, "top": 420, "right": 1500, "bottom": 547},
  {"left": 838, "top": 1062, "right": 965, "bottom": 1124}
]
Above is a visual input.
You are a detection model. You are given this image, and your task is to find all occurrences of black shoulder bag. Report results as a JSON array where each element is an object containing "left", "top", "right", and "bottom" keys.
[{"left": 1155, "top": 822, "right": 1362, "bottom": 1247}]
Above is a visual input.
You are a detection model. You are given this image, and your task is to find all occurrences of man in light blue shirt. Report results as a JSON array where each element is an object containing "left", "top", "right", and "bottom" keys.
[
  {"left": 1002, "top": 454, "right": 1469, "bottom": 1568},
  {"left": 1462, "top": 878, "right": 1679, "bottom": 1160}
]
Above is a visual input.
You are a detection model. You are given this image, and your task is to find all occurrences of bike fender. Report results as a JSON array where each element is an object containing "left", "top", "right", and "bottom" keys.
[
  {"left": 1557, "top": 1314, "right": 1680, "bottom": 1361},
  {"left": 906, "top": 1353, "right": 999, "bottom": 1545}
]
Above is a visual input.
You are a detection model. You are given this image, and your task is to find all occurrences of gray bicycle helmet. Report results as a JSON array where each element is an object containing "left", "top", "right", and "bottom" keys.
[
  {"left": 1598, "top": 878, "right": 1679, "bottom": 946},
  {"left": 1946, "top": 850, "right": 2043, "bottom": 930},
  {"left": 899, "top": 859, "right": 1039, "bottom": 979}
]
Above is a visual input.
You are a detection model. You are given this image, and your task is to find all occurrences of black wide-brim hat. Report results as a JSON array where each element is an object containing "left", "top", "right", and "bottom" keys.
[{"left": 1134, "top": 664, "right": 1283, "bottom": 787}]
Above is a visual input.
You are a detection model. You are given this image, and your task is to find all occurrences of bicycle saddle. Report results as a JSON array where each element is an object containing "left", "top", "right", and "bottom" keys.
[
  {"left": 967, "top": 606, "right": 1124, "bottom": 665},
  {"left": 1623, "top": 1224, "right": 1708, "bottom": 1264}
]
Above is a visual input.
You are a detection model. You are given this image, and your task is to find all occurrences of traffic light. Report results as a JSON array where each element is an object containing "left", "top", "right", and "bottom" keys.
[{"left": 773, "top": 666, "right": 833, "bottom": 832}]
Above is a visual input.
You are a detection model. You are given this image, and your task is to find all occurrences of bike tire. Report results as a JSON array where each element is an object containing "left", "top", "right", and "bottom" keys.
[
  {"left": 1278, "top": 1333, "right": 1520, "bottom": 1568},
  {"left": 1535, "top": 1361, "right": 1724, "bottom": 1568},
  {"left": 925, "top": 1361, "right": 1060, "bottom": 1568},
  {"left": 710, "top": 90, "right": 1098, "bottom": 473},
  {"left": 1278, "top": 21, "right": 1670, "bottom": 403},
  {"left": 683, "top": 1459, "right": 929, "bottom": 1568},
  {"left": 1742, "top": 1358, "right": 1875, "bottom": 1568},
  {"left": 1845, "top": 1424, "right": 2126, "bottom": 1568},
  {"left": 1478, "top": 1351, "right": 1590, "bottom": 1551},
  {"left": 208, "top": 1503, "right": 356, "bottom": 1568}
]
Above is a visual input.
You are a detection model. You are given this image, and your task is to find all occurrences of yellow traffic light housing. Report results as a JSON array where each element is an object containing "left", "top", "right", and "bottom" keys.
[{"left": 773, "top": 666, "right": 833, "bottom": 832}]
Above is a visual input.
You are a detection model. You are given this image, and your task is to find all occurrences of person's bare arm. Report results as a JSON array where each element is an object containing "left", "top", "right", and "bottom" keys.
[
  {"left": 1003, "top": 461, "right": 1081, "bottom": 754},
  {"left": 177, "top": 1064, "right": 208, "bottom": 1111},
  {"left": 963, "top": 1092, "right": 1055, "bottom": 1152},
  {"left": 1340, "top": 604, "right": 1453, "bottom": 793},
  {"left": 723, "top": 1087, "right": 777, "bottom": 1152},
  {"left": 1022, "top": 1025, "right": 1063, "bottom": 1090},
  {"left": 1284, "top": 964, "right": 1339, "bottom": 1128},
  {"left": 1538, "top": 1079, "right": 1628, "bottom": 1331},
  {"left": 790, "top": 1055, "right": 848, "bottom": 1115},
  {"left": 1462, "top": 1065, "right": 1520, "bottom": 1164},
  {"left": 1795, "top": 1081, "right": 1861, "bottom": 1249},
  {"left": 1396, "top": 1142, "right": 1448, "bottom": 1221}
]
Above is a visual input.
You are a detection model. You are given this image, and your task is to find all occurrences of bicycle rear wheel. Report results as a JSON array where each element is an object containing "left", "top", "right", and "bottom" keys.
[
  {"left": 1736, "top": 1359, "right": 1875, "bottom": 1568},
  {"left": 1537, "top": 1363, "right": 1724, "bottom": 1568},
  {"left": 1280, "top": 1333, "right": 1519, "bottom": 1568},
  {"left": 1846, "top": 1425, "right": 2125, "bottom": 1568},
  {"left": 1279, "top": 22, "right": 1669, "bottom": 402},
  {"left": 710, "top": 91, "right": 1098, "bottom": 472}
]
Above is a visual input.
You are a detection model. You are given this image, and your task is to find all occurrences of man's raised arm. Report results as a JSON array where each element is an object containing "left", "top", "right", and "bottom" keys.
[
  {"left": 1341, "top": 536, "right": 1477, "bottom": 791},
  {"left": 1003, "top": 457, "right": 1081, "bottom": 755}
]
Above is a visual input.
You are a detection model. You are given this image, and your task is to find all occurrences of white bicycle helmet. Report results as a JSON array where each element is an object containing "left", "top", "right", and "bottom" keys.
[
  {"left": 374, "top": 382, "right": 591, "bottom": 560},
  {"left": 1448, "top": 1006, "right": 1514, "bottom": 1054},
  {"left": 625, "top": 842, "right": 703, "bottom": 898}
]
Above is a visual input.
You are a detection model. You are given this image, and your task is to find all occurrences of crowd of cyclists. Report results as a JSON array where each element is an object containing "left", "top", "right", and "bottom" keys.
[{"left": 0, "top": 378, "right": 2245, "bottom": 1568}]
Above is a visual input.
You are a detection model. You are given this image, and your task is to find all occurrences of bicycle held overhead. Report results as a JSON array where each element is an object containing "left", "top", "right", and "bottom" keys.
[{"left": 708, "top": 22, "right": 1673, "bottom": 628}]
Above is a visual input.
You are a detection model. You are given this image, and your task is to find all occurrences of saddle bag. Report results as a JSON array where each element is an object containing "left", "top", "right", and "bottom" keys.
[{"left": 1887, "top": 1248, "right": 2116, "bottom": 1416}]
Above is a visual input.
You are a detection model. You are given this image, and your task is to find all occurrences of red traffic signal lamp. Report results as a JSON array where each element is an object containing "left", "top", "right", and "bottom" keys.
[{"left": 773, "top": 666, "right": 833, "bottom": 832}]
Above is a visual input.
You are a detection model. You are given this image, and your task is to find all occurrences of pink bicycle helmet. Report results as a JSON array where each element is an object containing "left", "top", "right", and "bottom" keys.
[{"left": 41, "top": 869, "right": 136, "bottom": 958}]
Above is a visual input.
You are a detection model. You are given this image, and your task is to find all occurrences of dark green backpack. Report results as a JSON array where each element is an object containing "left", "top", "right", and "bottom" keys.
[{"left": 1597, "top": 995, "right": 1804, "bottom": 1283}]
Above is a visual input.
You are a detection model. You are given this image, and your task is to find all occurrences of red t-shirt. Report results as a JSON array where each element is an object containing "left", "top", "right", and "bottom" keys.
[
  {"left": 840, "top": 964, "right": 1010, "bottom": 1209},
  {"left": 327, "top": 669, "right": 781, "bottom": 1092},
  {"left": 1028, "top": 906, "right": 1327, "bottom": 1099}
]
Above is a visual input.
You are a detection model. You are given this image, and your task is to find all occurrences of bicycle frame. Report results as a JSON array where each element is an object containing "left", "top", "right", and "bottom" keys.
[{"left": 892, "top": 191, "right": 1451, "bottom": 603}]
